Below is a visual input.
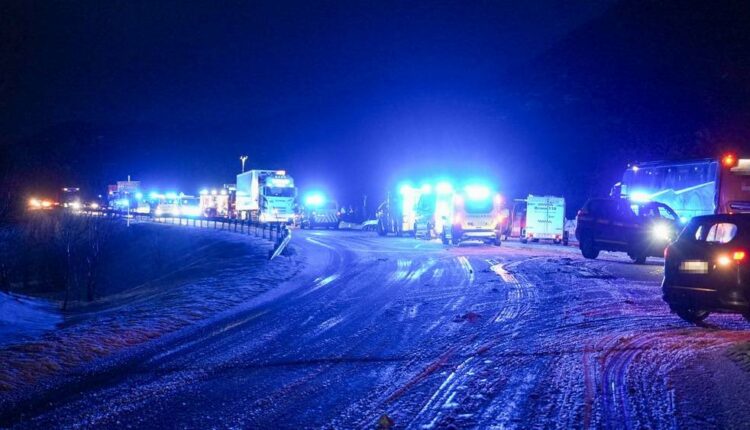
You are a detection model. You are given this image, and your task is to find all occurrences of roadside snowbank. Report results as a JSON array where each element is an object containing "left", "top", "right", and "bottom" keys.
[
  {"left": 0, "top": 293, "right": 61, "bottom": 345},
  {"left": 0, "top": 224, "right": 303, "bottom": 394}
]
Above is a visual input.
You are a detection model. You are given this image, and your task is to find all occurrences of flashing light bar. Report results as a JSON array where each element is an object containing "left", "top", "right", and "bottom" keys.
[
  {"left": 305, "top": 193, "right": 325, "bottom": 207},
  {"left": 464, "top": 184, "right": 491, "bottom": 201}
]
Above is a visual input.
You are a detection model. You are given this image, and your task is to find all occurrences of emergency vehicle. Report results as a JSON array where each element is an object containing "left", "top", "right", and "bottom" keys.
[
  {"left": 199, "top": 187, "right": 231, "bottom": 218},
  {"left": 376, "top": 185, "right": 422, "bottom": 237},
  {"left": 440, "top": 184, "right": 506, "bottom": 246},
  {"left": 413, "top": 182, "right": 455, "bottom": 239},
  {"left": 300, "top": 193, "right": 340, "bottom": 229}
]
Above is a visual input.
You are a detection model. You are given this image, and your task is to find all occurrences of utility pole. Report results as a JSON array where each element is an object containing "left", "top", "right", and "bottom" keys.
[
  {"left": 362, "top": 194, "right": 368, "bottom": 222},
  {"left": 126, "top": 174, "right": 131, "bottom": 227},
  {"left": 240, "top": 155, "right": 248, "bottom": 173}
]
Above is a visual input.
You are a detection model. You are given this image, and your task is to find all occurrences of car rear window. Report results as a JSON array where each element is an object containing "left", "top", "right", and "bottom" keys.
[
  {"left": 692, "top": 222, "right": 739, "bottom": 243},
  {"left": 705, "top": 223, "right": 738, "bottom": 243}
]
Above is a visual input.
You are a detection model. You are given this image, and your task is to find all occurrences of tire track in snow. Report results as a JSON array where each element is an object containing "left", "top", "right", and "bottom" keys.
[{"left": 405, "top": 256, "right": 543, "bottom": 429}]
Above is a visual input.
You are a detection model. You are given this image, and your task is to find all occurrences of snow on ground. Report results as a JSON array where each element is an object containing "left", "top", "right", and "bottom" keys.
[
  {"left": 0, "top": 293, "right": 61, "bottom": 346},
  {"left": 0, "top": 224, "right": 303, "bottom": 394}
]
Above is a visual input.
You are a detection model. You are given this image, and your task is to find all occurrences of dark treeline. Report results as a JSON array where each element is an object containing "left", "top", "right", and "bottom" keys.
[{"left": 0, "top": 212, "right": 122, "bottom": 309}]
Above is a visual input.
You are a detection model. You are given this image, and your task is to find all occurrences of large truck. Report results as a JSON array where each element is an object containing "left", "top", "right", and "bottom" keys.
[
  {"left": 521, "top": 195, "right": 566, "bottom": 244},
  {"left": 235, "top": 170, "right": 296, "bottom": 223},
  {"left": 614, "top": 154, "right": 750, "bottom": 220}
]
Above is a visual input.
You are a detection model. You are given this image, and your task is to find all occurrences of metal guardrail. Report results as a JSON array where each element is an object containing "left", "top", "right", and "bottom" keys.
[{"left": 82, "top": 210, "right": 292, "bottom": 259}]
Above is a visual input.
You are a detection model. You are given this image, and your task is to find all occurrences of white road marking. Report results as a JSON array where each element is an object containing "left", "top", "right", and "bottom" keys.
[
  {"left": 316, "top": 316, "right": 344, "bottom": 334},
  {"left": 457, "top": 256, "right": 475, "bottom": 283},
  {"left": 305, "top": 237, "right": 337, "bottom": 250}
]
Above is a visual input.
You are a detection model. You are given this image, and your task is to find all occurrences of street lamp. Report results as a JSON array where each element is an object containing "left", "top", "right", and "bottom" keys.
[{"left": 240, "top": 155, "right": 248, "bottom": 173}]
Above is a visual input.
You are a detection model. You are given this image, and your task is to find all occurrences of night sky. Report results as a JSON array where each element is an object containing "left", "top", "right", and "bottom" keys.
[{"left": 2, "top": 0, "right": 748, "bottom": 210}]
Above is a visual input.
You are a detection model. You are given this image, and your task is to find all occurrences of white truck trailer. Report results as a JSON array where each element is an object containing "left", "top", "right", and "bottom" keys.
[
  {"left": 235, "top": 170, "right": 296, "bottom": 223},
  {"left": 522, "top": 195, "right": 566, "bottom": 244}
]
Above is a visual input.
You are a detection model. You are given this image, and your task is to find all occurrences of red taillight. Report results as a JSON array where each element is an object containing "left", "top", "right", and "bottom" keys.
[
  {"left": 734, "top": 250, "right": 746, "bottom": 262},
  {"left": 664, "top": 246, "right": 669, "bottom": 259},
  {"left": 722, "top": 153, "right": 738, "bottom": 168}
]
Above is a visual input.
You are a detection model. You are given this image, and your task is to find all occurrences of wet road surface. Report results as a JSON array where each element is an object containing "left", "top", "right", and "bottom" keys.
[{"left": 3, "top": 230, "right": 750, "bottom": 429}]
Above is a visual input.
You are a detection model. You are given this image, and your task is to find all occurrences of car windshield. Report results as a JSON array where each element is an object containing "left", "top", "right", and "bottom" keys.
[
  {"left": 639, "top": 203, "right": 677, "bottom": 220},
  {"left": 264, "top": 187, "right": 295, "bottom": 197}
]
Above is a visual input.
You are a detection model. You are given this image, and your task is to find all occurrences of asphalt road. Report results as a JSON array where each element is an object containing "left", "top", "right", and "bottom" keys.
[{"left": 4, "top": 230, "right": 750, "bottom": 429}]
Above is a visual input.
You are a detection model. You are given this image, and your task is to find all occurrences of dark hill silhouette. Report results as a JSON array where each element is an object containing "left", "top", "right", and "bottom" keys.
[{"left": 506, "top": 0, "right": 750, "bottom": 205}]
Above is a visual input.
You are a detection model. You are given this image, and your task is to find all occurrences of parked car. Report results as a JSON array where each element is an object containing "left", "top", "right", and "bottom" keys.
[
  {"left": 575, "top": 198, "right": 680, "bottom": 263},
  {"left": 662, "top": 214, "right": 749, "bottom": 323}
]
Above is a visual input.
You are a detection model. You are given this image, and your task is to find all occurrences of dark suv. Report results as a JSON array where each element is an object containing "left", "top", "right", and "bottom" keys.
[
  {"left": 575, "top": 198, "right": 680, "bottom": 264},
  {"left": 662, "top": 214, "right": 750, "bottom": 323}
]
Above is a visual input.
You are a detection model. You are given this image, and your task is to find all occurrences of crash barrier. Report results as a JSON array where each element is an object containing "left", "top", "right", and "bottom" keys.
[{"left": 82, "top": 210, "right": 292, "bottom": 259}]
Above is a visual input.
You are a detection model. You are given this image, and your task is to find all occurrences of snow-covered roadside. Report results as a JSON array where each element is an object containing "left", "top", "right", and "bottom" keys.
[
  {"left": 0, "top": 293, "right": 61, "bottom": 346},
  {"left": 0, "top": 225, "right": 304, "bottom": 394}
]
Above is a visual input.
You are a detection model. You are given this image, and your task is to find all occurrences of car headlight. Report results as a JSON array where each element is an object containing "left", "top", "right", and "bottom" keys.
[{"left": 651, "top": 223, "right": 672, "bottom": 241}]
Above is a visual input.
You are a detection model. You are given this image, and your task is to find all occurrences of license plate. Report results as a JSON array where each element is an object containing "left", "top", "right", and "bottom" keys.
[{"left": 680, "top": 261, "right": 708, "bottom": 274}]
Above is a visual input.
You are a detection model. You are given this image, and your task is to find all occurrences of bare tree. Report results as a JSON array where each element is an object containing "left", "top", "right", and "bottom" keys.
[
  {"left": 0, "top": 226, "right": 17, "bottom": 292},
  {"left": 83, "top": 215, "right": 116, "bottom": 301},
  {"left": 54, "top": 214, "right": 85, "bottom": 310}
]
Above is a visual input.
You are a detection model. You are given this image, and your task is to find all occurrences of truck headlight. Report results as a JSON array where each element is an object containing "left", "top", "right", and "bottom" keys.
[{"left": 651, "top": 223, "right": 672, "bottom": 241}]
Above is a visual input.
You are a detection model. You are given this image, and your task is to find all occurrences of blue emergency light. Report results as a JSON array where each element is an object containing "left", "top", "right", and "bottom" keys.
[
  {"left": 305, "top": 193, "right": 325, "bottom": 207},
  {"left": 464, "top": 184, "right": 491, "bottom": 200}
]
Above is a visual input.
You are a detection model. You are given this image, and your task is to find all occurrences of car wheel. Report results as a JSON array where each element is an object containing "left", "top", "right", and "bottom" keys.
[
  {"left": 580, "top": 235, "right": 599, "bottom": 259},
  {"left": 671, "top": 305, "right": 709, "bottom": 324},
  {"left": 628, "top": 251, "right": 647, "bottom": 265}
]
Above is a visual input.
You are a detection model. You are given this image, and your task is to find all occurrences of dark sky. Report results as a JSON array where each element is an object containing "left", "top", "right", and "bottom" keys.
[{"left": 1, "top": 1, "right": 615, "bottom": 204}]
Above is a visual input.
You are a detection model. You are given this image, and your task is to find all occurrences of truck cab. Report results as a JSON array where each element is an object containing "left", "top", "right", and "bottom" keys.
[{"left": 236, "top": 170, "right": 297, "bottom": 223}]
